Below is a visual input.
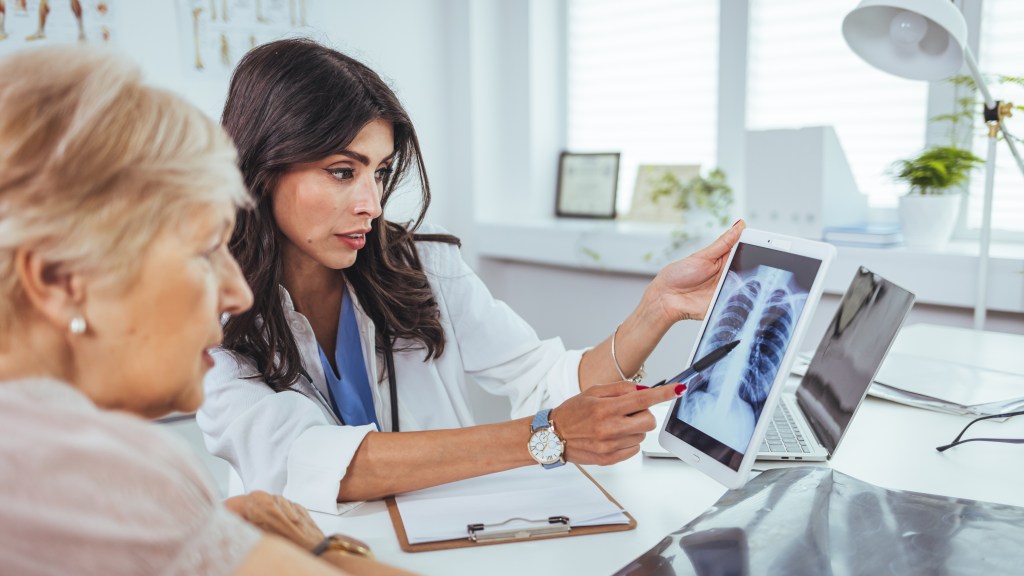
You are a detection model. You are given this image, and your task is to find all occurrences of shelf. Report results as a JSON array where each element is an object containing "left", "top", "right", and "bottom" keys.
[{"left": 476, "top": 218, "right": 1024, "bottom": 313}]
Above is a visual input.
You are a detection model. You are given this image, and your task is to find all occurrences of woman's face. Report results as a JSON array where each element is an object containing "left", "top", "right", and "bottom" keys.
[
  {"left": 75, "top": 200, "right": 253, "bottom": 418},
  {"left": 272, "top": 119, "right": 393, "bottom": 274}
]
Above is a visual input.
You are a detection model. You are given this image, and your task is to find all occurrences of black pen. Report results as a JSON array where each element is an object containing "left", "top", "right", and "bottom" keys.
[{"left": 650, "top": 340, "right": 741, "bottom": 388}]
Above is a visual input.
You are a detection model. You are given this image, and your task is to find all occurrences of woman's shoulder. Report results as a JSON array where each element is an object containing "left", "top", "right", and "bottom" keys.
[
  {"left": 0, "top": 379, "right": 221, "bottom": 523},
  {"left": 408, "top": 222, "right": 467, "bottom": 277},
  {"left": 0, "top": 378, "right": 207, "bottom": 482},
  {"left": 0, "top": 380, "right": 260, "bottom": 575},
  {"left": 209, "top": 346, "right": 261, "bottom": 379}
]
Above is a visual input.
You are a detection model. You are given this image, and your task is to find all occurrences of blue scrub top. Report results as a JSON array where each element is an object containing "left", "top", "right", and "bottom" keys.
[{"left": 317, "top": 290, "right": 379, "bottom": 429}]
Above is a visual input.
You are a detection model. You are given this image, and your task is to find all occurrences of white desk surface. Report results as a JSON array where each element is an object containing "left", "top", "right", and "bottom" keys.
[{"left": 312, "top": 325, "right": 1024, "bottom": 575}]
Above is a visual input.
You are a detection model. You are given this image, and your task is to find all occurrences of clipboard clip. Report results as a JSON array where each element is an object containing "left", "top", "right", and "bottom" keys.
[{"left": 467, "top": 516, "right": 571, "bottom": 542}]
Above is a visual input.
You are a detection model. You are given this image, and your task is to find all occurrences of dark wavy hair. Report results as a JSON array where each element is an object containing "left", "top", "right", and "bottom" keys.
[{"left": 221, "top": 38, "right": 457, "bottom": 393}]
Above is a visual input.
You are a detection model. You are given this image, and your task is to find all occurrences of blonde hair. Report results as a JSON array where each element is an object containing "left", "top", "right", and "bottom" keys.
[{"left": 0, "top": 46, "right": 252, "bottom": 344}]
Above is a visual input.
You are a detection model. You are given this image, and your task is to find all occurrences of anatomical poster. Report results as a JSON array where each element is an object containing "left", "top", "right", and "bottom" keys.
[
  {"left": 0, "top": 0, "right": 114, "bottom": 56},
  {"left": 178, "top": 0, "right": 309, "bottom": 77}
]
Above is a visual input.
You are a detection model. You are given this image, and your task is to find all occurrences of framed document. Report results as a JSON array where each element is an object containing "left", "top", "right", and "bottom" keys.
[{"left": 555, "top": 152, "right": 620, "bottom": 219}]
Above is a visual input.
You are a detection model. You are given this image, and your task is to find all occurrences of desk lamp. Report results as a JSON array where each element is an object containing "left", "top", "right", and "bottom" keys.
[{"left": 842, "top": 0, "right": 1024, "bottom": 330}]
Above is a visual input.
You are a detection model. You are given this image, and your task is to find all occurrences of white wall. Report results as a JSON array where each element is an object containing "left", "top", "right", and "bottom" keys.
[{"left": 112, "top": 0, "right": 470, "bottom": 239}]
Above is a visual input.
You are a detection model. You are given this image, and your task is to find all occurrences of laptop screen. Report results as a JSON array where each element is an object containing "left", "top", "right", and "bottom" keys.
[{"left": 796, "top": 267, "right": 916, "bottom": 454}]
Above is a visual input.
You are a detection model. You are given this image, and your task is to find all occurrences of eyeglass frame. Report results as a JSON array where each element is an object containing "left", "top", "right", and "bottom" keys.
[{"left": 935, "top": 410, "right": 1024, "bottom": 452}]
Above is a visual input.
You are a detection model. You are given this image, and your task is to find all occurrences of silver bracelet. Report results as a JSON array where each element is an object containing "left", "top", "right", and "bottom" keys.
[{"left": 611, "top": 324, "right": 646, "bottom": 383}]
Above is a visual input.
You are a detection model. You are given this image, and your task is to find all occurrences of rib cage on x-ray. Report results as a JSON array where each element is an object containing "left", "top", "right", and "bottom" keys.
[{"left": 682, "top": 265, "right": 807, "bottom": 449}]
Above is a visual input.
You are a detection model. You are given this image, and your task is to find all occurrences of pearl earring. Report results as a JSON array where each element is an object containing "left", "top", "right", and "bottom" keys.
[{"left": 69, "top": 316, "right": 87, "bottom": 335}]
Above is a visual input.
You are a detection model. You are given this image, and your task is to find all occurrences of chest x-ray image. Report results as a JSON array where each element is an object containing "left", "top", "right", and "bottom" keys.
[{"left": 675, "top": 244, "right": 819, "bottom": 456}]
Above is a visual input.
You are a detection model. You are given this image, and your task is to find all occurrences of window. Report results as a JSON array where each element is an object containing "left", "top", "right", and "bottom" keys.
[
  {"left": 566, "top": 0, "right": 719, "bottom": 215},
  {"left": 746, "top": 0, "right": 929, "bottom": 208},
  {"left": 967, "top": 0, "right": 1024, "bottom": 234},
  {"left": 565, "top": 0, "right": 1023, "bottom": 236}
]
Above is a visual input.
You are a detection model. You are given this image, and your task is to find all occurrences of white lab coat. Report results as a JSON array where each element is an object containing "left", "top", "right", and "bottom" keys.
[{"left": 197, "top": 226, "right": 585, "bottom": 514}]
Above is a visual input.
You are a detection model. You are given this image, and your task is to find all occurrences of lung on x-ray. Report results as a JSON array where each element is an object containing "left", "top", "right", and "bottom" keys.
[{"left": 674, "top": 244, "right": 820, "bottom": 459}]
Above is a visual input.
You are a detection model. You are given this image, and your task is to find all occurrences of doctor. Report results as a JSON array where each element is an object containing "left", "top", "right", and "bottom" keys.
[{"left": 198, "top": 39, "right": 744, "bottom": 514}]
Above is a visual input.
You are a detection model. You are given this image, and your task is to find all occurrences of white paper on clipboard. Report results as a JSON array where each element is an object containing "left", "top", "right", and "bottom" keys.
[{"left": 393, "top": 465, "right": 630, "bottom": 545}]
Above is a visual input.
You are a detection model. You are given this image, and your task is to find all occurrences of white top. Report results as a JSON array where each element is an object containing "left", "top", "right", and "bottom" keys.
[
  {"left": 197, "top": 226, "right": 586, "bottom": 515},
  {"left": 0, "top": 378, "right": 261, "bottom": 576}
]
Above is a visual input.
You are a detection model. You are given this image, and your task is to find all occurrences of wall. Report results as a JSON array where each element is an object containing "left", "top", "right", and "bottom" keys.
[{"left": 111, "top": 0, "right": 469, "bottom": 238}]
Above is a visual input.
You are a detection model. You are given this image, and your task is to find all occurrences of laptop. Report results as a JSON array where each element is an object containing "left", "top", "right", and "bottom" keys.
[{"left": 644, "top": 266, "right": 915, "bottom": 462}]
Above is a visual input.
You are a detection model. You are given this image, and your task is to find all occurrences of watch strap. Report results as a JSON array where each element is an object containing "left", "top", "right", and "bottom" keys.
[
  {"left": 312, "top": 534, "right": 374, "bottom": 559},
  {"left": 531, "top": 408, "right": 553, "bottom": 432}
]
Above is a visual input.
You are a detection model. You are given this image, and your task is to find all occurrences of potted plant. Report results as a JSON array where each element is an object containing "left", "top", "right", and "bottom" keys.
[
  {"left": 889, "top": 72, "right": 1021, "bottom": 250},
  {"left": 651, "top": 166, "right": 733, "bottom": 224},
  {"left": 646, "top": 167, "right": 734, "bottom": 257},
  {"left": 890, "top": 145, "right": 983, "bottom": 249}
]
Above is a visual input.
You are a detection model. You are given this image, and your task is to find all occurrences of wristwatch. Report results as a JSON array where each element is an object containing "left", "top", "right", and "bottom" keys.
[
  {"left": 312, "top": 534, "right": 374, "bottom": 559},
  {"left": 528, "top": 409, "right": 566, "bottom": 469}
]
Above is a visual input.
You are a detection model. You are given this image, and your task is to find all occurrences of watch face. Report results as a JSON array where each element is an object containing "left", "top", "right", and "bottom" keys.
[{"left": 529, "top": 428, "right": 563, "bottom": 464}]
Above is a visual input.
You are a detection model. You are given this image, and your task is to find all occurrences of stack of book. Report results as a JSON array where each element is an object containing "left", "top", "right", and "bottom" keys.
[{"left": 822, "top": 225, "right": 903, "bottom": 247}]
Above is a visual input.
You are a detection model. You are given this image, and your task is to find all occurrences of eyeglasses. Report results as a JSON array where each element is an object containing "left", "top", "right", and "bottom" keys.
[{"left": 935, "top": 410, "right": 1024, "bottom": 452}]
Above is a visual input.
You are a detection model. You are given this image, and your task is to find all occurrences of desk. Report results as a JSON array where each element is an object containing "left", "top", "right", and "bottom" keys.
[{"left": 311, "top": 389, "right": 1024, "bottom": 575}]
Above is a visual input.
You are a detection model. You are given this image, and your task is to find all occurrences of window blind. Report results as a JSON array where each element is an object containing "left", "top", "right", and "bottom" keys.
[
  {"left": 566, "top": 0, "right": 720, "bottom": 215},
  {"left": 746, "top": 0, "right": 929, "bottom": 208},
  {"left": 567, "top": 0, "right": 1023, "bottom": 234},
  {"left": 968, "top": 0, "right": 1024, "bottom": 234}
]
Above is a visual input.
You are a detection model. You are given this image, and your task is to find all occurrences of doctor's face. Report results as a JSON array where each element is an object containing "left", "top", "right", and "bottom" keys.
[
  {"left": 74, "top": 200, "right": 253, "bottom": 418},
  {"left": 271, "top": 119, "right": 392, "bottom": 275}
]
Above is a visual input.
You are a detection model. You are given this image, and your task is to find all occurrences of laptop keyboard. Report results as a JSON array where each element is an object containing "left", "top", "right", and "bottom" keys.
[{"left": 760, "top": 401, "right": 811, "bottom": 454}]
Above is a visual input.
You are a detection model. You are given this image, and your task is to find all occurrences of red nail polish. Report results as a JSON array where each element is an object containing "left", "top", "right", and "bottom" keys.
[
  {"left": 674, "top": 384, "right": 687, "bottom": 395},
  {"left": 635, "top": 384, "right": 649, "bottom": 391},
  {"left": 732, "top": 219, "right": 742, "bottom": 227}
]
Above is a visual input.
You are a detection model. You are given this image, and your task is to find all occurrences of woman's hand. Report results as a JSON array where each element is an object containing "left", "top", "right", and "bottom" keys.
[
  {"left": 227, "top": 492, "right": 417, "bottom": 575},
  {"left": 643, "top": 220, "right": 745, "bottom": 326},
  {"left": 225, "top": 491, "right": 324, "bottom": 551},
  {"left": 575, "top": 221, "right": 745, "bottom": 392},
  {"left": 551, "top": 381, "right": 683, "bottom": 465}
]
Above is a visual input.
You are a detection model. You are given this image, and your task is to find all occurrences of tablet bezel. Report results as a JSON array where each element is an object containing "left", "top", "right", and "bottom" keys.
[{"left": 657, "top": 228, "right": 836, "bottom": 489}]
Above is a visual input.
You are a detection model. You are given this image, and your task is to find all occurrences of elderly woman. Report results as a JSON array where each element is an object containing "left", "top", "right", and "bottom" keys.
[{"left": 0, "top": 46, "right": 409, "bottom": 576}]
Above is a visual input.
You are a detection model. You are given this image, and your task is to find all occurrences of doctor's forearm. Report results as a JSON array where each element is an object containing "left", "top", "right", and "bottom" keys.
[
  {"left": 578, "top": 297, "right": 672, "bottom": 391},
  {"left": 337, "top": 418, "right": 535, "bottom": 502}
]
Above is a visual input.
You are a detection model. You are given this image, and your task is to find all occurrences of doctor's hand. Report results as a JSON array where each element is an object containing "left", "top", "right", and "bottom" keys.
[
  {"left": 225, "top": 490, "right": 324, "bottom": 551},
  {"left": 551, "top": 381, "right": 683, "bottom": 465},
  {"left": 642, "top": 220, "right": 745, "bottom": 325}
]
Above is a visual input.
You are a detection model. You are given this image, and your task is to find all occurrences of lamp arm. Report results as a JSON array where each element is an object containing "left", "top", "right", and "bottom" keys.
[
  {"left": 963, "top": 47, "right": 1024, "bottom": 180},
  {"left": 997, "top": 123, "right": 1024, "bottom": 180},
  {"left": 963, "top": 47, "right": 996, "bottom": 110}
]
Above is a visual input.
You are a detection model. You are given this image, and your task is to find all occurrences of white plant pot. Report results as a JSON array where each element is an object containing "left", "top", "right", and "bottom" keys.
[{"left": 897, "top": 194, "right": 961, "bottom": 250}]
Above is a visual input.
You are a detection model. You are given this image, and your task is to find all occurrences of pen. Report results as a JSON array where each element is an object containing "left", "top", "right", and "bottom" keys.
[{"left": 650, "top": 339, "right": 741, "bottom": 388}]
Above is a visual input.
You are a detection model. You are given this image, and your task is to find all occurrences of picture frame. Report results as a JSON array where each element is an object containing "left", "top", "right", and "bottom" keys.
[{"left": 555, "top": 152, "right": 620, "bottom": 219}]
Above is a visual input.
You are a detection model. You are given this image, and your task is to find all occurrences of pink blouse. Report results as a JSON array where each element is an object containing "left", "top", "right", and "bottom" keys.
[{"left": 0, "top": 378, "right": 261, "bottom": 576}]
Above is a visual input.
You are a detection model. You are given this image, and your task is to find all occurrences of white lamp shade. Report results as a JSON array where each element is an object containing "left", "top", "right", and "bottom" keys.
[{"left": 842, "top": 0, "right": 967, "bottom": 81}]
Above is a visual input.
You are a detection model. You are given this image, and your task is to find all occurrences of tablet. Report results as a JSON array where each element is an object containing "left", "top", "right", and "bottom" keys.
[{"left": 657, "top": 228, "right": 835, "bottom": 488}]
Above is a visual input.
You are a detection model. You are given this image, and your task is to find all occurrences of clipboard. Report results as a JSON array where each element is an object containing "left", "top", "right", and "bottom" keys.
[{"left": 385, "top": 464, "right": 637, "bottom": 552}]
